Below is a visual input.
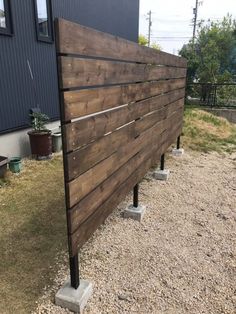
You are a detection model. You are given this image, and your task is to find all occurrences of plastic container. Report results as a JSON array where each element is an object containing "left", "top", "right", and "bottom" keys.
[
  {"left": 9, "top": 157, "right": 22, "bottom": 173},
  {"left": 52, "top": 132, "right": 62, "bottom": 152}
]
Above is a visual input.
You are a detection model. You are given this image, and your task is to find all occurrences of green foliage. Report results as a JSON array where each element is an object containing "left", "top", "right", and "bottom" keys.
[
  {"left": 30, "top": 112, "right": 50, "bottom": 132},
  {"left": 179, "top": 15, "right": 236, "bottom": 84},
  {"left": 150, "top": 42, "right": 162, "bottom": 51},
  {"left": 138, "top": 34, "right": 149, "bottom": 46},
  {"left": 138, "top": 34, "right": 161, "bottom": 50}
]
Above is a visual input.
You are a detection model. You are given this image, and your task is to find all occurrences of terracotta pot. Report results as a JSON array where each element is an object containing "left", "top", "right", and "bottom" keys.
[{"left": 28, "top": 131, "right": 52, "bottom": 159}]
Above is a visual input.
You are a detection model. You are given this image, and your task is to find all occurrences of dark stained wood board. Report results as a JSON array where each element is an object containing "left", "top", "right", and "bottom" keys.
[
  {"left": 67, "top": 109, "right": 184, "bottom": 234},
  {"left": 60, "top": 56, "right": 187, "bottom": 89},
  {"left": 63, "top": 90, "right": 185, "bottom": 152},
  {"left": 56, "top": 19, "right": 187, "bottom": 68},
  {"left": 69, "top": 120, "right": 183, "bottom": 256},
  {"left": 63, "top": 78, "right": 186, "bottom": 121},
  {"left": 55, "top": 18, "right": 187, "bottom": 257}
]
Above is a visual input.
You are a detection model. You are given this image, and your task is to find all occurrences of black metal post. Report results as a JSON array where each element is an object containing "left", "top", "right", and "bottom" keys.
[
  {"left": 160, "top": 154, "right": 165, "bottom": 171},
  {"left": 214, "top": 85, "right": 217, "bottom": 107},
  {"left": 70, "top": 254, "right": 80, "bottom": 289},
  {"left": 177, "top": 135, "right": 181, "bottom": 150},
  {"left": 133, "top": 184, "right": 139, "bottom": 208}
]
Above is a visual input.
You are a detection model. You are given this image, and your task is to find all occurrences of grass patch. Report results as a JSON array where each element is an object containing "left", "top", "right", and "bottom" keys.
[
  {"left": 183, "top": 106, "right": 236, "bottom": 153},
  {"left": 0, "top": 155, "right": 67, "bottom": 314}
]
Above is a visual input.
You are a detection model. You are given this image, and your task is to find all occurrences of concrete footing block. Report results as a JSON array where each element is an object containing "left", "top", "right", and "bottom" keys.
[
  {"left": 172, "top": 148, "right": 184, "bottom": 156},
  {"left": 153, "top": 169, "right": 170, "bottom": 181},
  {"left": 55, "top": 279, "right": 92, "bottom": 313},
  {"left": 123, "top": 204, "right": 146, "bottom": 222}
]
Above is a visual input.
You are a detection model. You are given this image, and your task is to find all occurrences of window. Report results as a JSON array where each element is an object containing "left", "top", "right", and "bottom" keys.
[
  {"left": 34, "top": 0, "right": 53, "bottom": 43},
  {"left": 0, "top": 0, "right": 13, "bottom": 35}
]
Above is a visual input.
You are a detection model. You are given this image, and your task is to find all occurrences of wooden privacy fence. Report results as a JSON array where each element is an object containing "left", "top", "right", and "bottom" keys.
[{"left": 55, "top": 18, "right": 187, "bottom": 288}]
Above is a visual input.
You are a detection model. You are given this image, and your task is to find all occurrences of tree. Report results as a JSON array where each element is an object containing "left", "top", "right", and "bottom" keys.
[
  {"left": 179, "top": 15, "right": 236, "bottom": 84},
  {"left": 139, "top": 34, "right": 149, "bottom": 46},
  {"left": 138, "top": 34, "right": 161, "bottom": 50}
]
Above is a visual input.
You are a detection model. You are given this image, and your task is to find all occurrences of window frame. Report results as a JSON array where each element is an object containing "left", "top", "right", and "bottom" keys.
[
  {"left": 0, "top": 0, "right": 13, "bottom": 36},
  {"left": 33, "top": 0, "right": 53, "bottom": 43}
]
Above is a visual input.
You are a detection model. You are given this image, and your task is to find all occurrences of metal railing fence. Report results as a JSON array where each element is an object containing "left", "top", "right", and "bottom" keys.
[{"left": 186, "top": 83, "right": 236, "bottom": 108}]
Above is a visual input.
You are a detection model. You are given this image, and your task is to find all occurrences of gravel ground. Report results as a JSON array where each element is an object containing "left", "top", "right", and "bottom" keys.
[{"left": 34, "top": 150, "right": 236, "bottom": 314}]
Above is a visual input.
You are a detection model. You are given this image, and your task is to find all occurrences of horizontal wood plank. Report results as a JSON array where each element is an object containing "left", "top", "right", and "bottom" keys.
[
  {"left": 67, "top": 108, "right": 183, "bottom": 230},
  {"left": 56, "top": 18, "right": 187, "bottom": 256},
  {"left": 68, "top": 130, "right": 164, "bottom": 236},
  {"left": 68, "top": 120, "right": 184, "bottom": 255},
  {"left": 65, "top": 122, "right": 136, "bottom": 181},
  {"left": 56, "top": 18, "right": 187, "bottom": 68},
  {"left": 64, "top": 90, "right": 184, "bottom": 152},
  {"left": 67, "top": 118, "right": 167, "bottom": 209},
  {"left": 68, "top": 154, "right": 154, "bottom": 256},
  {"left": 60, "top": 56, "right": 187, "bottom": 89},
  {"left": 65, "top": 98, "right": 184, "bottom": 180},
  {"left": 63, "top": 79, "right": 186, "bottom": 121}
]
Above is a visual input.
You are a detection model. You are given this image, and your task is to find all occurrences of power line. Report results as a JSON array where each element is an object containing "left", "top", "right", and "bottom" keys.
[
  {"left": 151, "top": 39, "right": 191, "bottom": 41},
  {"left": 151, "top": 36, "right": 191, "bottom": 39},
  {"left": 152, "top": 30, "right": 193, "bottom": 34},
  {"left": 150, "top": 36, "right": 191, "bottom": 42},
  {"left": 152, "top": 18, "right": 192, "bottom": 23}
]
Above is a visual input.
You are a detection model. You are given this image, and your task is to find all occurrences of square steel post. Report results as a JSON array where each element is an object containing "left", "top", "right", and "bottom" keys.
[
  {"left": 177, "top": 135, "right": 181, "bottom": 150},
  {"left": 69, "top": 254, "right": 80, "bottom": 289},
  {"left": 160, "top": 154, "right": 165, "bottom": 171},
  {"left": 133, "top": 184, "right": 139, "bottom": 208}
]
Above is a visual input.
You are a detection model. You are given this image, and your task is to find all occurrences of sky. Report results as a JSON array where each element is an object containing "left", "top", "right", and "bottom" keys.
[{"left": 139, "top": 0, "right": 236, "bottom": 55}]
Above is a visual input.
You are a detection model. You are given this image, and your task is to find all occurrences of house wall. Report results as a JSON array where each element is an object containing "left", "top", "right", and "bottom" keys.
[
  {"left": 0, "top": 121, "right": 60, "bottom": 157},
  {"left": 0, "top": 0, "right": 139, "bottom": 157}
]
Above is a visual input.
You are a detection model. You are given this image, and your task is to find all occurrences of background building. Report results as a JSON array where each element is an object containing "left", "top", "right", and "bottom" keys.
[{"left": 0, "top": 0, "right": 139, "bottom": 156}]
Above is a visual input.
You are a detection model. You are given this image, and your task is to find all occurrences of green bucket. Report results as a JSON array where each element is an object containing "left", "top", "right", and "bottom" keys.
[{"left": 9, "top": 157, "right": 22, "bottom": 173}]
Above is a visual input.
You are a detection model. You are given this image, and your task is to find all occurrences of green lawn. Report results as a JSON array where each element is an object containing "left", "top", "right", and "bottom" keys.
[{"left": 0, "top": 155, "right": 67, "bottom": 313}]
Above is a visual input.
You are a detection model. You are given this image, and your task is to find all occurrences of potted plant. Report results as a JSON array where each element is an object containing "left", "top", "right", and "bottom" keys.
[{"left": 28, "top": 112, "right": 52, "bottom": 160}]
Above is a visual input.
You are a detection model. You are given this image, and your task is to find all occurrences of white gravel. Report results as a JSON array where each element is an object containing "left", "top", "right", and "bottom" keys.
[{"left": 33, "top": 150, "right": 236, "bottom": 314}]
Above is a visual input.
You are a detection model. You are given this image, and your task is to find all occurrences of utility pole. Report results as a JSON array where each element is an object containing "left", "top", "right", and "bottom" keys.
[
  {"left": 192, "top": 0, "right": 199, "bottom": 42},
  {"left": 192, "top": 0, "right": 204, "bottom": 44},
  {"left": 147, "top": 10, "right": 152, "bottom": 47}
]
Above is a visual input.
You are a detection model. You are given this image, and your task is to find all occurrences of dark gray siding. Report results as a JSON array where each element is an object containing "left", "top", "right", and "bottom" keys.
[{"left": 0, "top": 0, "right": 139, "bottom": 133}]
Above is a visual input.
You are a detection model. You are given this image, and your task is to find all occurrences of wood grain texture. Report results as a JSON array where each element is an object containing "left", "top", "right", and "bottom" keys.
[
  {"left": 55, "top": 18, "right": 187, "bottom": 256},
  {"left": 67, "top": 106, "right": 184, "bottom": 233},
  {"left": 59, "top": 56, "right": 187, "bottom": 89},
  {"left": 63, "top": 79, "right": 185, "bottom": 121},
  {"left": 67, "top": 118, "right": 166, "bottom": 210},
  {"left": 65, "top": 97, "right": 184, "bottom": 181},
  {"left": 68, "top": 121, "right": 183, "bottom": 256},
  {"left": 56, "top": 18, "right": 187, "bottom": 68},
  {"left": 63, "top": 91, "right": 185, "bottom": 152}
]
